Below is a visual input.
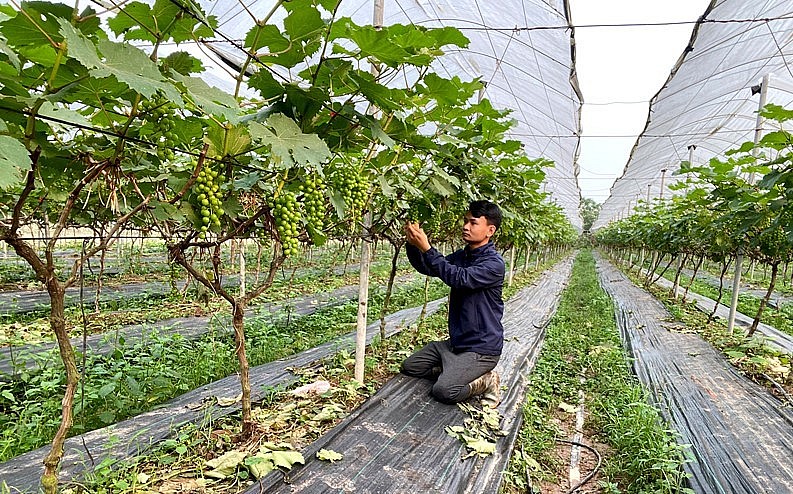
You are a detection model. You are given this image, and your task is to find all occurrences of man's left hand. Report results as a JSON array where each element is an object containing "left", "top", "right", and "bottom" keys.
[{"left": 405, "top": 222, "right": 431, "bottom": 253}]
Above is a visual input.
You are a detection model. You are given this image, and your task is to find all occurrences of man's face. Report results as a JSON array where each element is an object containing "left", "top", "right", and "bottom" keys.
[{"left": 462, "top": 212, "right": 495, "bottom": 247}]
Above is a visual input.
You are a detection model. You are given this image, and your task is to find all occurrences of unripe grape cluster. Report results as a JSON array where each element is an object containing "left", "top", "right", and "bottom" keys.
[
  {"left": 272, "top": 191, "right": 301, "bottom": 256},
  {"left": 139, "top": 93, "right": 179, "bottom": 161},
  {"left": 192, "top": 162, "right": 224, "bottom": 239},
  {"left": 299, "top": 175, "right": 326, "bottom": 232},
  {"left": 328, "top": 166, "right": 368, "bottom": 222},
  {"left": 757, "top": 220, "right": 788, "bottom": 257}
]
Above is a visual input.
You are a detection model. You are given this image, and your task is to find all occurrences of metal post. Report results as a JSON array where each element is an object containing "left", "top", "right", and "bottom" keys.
[
  {"left": 508, "top": 247, "right": 516, "bottom": 287},
  {"left": 748, "top": 74, "right": 770, "bottom": 184},
  {"left": 727, "top": 252, "right": 744, "bottom": 334},
  {"left": 354, "top": 213, "right": 371, "bottom": 383},
  {"left": 646, "top": 184, "right": 651, "bottom": 203},
  {"left": 659, "top": 168, "right": 668, "bottom": 199}
]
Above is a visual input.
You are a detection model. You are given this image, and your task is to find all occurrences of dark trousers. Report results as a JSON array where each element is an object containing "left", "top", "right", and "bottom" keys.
[{"left": 400, "top": 340, "right": 499, "bottom": 404}]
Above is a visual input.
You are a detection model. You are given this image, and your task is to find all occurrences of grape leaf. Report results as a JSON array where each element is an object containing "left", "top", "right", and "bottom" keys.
[
  {"left": 162, "top": 51, "right": 204, "bottom": 76},
  {"left": 59, "top": 20, "right": 182, "bottom": 102},
  {"left": 205, "top": 450, "right": 247, "bottom": 479},
  {"left": 249, "top": 114, "right": 330, "bottom": 167},
  {"left": 205, "top": 123, "right": 251, "bottom": 158},
  {"left": 173, "top": 73, "right": 240, "bottom": 123},
  {"left": 0, "top": 135, "right": 30, "bottom": 189},
  {"left": 283, "top": 0, "right": 324, "bottom": 40},
  {"left": 39, "top": 102, "right": 92, "bottom": 128},
  {"left": 0, "top": 38, "right": 20, "bottom": 69}
]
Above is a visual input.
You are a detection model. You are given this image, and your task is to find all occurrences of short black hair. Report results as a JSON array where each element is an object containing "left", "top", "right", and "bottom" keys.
[{"left": 468, "top": 200, "right": 502, "bottom": 230}]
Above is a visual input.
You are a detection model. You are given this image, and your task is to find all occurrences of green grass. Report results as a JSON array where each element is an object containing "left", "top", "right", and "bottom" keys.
[{"left": 503, "top": 250, "right": 690, "bottom": 494}]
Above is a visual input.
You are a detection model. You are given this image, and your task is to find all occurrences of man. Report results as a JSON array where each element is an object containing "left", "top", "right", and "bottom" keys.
[{"left": 401, "top": 200, "right": 505, "bottom": 408}]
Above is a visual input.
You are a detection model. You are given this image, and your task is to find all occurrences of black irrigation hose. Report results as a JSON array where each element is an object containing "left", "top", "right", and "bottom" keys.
[{"left": 556, "top": 438, "right": 603, "bottom": 494}]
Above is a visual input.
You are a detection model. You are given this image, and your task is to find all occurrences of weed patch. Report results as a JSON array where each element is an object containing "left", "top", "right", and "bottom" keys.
[{"left": 503, "top": 251, "right": 690, "bottom": 494}]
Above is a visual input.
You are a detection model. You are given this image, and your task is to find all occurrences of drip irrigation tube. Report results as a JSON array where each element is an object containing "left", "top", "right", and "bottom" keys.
[{"left": 556, "top": 438, "right": 602, "bottom": 493}]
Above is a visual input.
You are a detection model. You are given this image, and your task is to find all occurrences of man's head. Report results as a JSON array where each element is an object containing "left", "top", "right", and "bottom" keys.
[{"left": 462, "top": 200, "right": 501, "bottom": 248}]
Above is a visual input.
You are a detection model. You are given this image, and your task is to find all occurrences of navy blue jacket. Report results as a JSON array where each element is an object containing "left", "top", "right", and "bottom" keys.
[{"left": 406, "top": 241, "right": 505, "bottom": 355}]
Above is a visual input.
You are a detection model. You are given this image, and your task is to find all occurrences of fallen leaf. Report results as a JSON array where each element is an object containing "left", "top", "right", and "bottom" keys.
[
  {"left": 205, "top": 450, "right": 247, "bottom": 478},
  {"left": 245, "top": 455, "right": 275, "bottom": 479},
  {"left": 558, "top": 402, "right": 578, "bottom": 413},
  {"left": 216, "top": 393, "right": 243, "bottom": 407},
  {"left": 270, "top": 450, "right": 305, "bottom": 469},
  {"left": 461, "top": 436, "right": 496, "bottom": 458},
  {"left": 316, "top": 449, "right": 343, "bottom": 463},
  {"left": 311, "top": 404, "right": 344, "bottom": 422}
]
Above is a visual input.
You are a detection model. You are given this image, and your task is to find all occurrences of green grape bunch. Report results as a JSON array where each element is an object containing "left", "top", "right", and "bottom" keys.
[
  {"left": 139, "top": 93, "right": 179, "bottom": 161},
  {"left": 757, "top": 221, "right": 789, "bottom": 259},
  {"left": 403, "top": 198, "right": 433, "bottom": 224},
  {"left": 271, "top": 191, "right": 301, "bottom": 256},
  {"left": 191, "top": 162, "right": 224, "bottom": 239},
  {"left": 328, "top": 165, "right": 368, "bottom": 223},
  {"left": 299, "top": 174, "right": 327, "bottom": 233}
]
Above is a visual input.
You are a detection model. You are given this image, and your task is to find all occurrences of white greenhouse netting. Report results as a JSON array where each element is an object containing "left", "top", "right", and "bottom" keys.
[
  {"left": 176, "top": 0, "right": 585, "bottom": 228},
  {"left": 594, "top": 0, "right": 793, "bottom": 230}
]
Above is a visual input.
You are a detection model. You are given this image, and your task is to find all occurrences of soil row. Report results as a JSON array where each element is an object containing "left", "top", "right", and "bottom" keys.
[{"left": 652, "top": 273, "right": 793, "bottom": 354}]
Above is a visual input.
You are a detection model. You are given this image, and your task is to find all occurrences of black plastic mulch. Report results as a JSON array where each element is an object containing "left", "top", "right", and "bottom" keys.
[
  {"left": 0, "top": 275, "right": 416, "bottom": 379},
  {"left": 597, "top": 254, "right": 793, "bottom": 493},
  {"left": 652, "top": 272, "right": 793, "bottom": 355},
  {"left": 0, "top": 299, "right": 446, "bottom": 492},
  {"left": 0, "top": 279, "right": 179, "bottom": 314},
  {"left": 0, "top": 286, "right": 347, "bottom": 379},
  {"left": 0, "top": 260, "right": 366, "bottom": 315},
  {"left": 681, "top": 267, "right": 793, "bottom": 310},
  {"left": 245, "top": 257, "right": 574, "bottom": 494}
]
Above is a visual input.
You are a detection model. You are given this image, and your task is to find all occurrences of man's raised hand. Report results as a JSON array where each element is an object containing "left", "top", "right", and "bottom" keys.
[{"left": 405, "top": 221, "right": 431, "bottom": 253}]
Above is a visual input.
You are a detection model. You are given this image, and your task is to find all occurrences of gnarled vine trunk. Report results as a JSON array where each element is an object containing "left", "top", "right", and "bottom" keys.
[
  {"left": 231, "top": 301, "right": 253, "bottom": 434},
  {"left": 6, "top": 237, "right": 78, "bottom": 494},
  {"left": 748, "top": 261, "right": 779, "bottom": 338}
]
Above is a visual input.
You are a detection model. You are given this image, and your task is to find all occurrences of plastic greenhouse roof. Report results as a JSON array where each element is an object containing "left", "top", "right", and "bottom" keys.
[
  {"left": 173, "top": 0, "right": 585, "bottom": 229},
  {"left": 594, "top": 0, "right": 793, "bottom": 230}
]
